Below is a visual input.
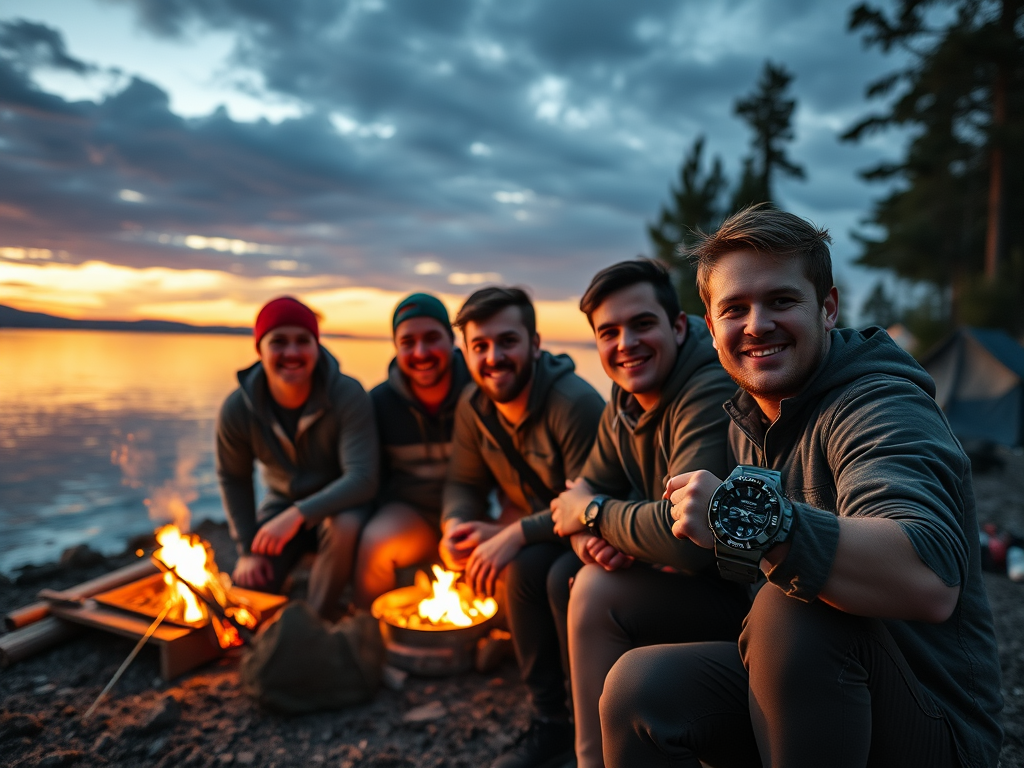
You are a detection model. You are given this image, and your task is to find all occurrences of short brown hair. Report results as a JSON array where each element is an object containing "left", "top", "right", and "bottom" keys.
[
  {"left": 454, "top": 286, "right": 536, "bottom": 338},
  {"left": 579, "top": 259, "right": 680, "bottom": 326},
  {"left": 688, "top": 205, "right": 833, "bottom": 309}
]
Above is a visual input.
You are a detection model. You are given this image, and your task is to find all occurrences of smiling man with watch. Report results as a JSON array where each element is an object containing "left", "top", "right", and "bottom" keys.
[
  {"left": 550, "top": 259, "right": 748, "bottom": 768},
  {"left": 601, "top": 206, "right": 1003, "bottom": 768}
]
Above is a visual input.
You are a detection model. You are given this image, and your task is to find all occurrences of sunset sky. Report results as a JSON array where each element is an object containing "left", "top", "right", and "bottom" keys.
[{"left": 0, "top": 0, "right": 905, "bottom": 341}]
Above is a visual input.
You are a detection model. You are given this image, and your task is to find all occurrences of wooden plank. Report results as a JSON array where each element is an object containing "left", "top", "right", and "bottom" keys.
[
  {"left": 3, "top": 559, "right": 158, "bottom": 631},
  {"left": 0, "top": 616, "right": 81, "bottom": 668}
]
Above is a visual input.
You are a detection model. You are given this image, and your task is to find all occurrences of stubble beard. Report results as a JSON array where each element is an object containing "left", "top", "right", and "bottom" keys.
[{"left": 485, "top": 361, "right": 533, "bottom": 404}]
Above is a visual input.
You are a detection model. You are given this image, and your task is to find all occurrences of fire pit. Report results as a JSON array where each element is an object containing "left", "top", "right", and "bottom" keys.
[
  {"left": 371, "top": 566, "right": 498, "bottom": 676},
  {"left": 45, "top": 525, "right": 286, "bottom": 679}
]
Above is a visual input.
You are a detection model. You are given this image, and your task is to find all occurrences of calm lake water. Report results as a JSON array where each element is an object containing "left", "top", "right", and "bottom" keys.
[{"left": 0, "top": 328, "right": 607, "bottom": 575}]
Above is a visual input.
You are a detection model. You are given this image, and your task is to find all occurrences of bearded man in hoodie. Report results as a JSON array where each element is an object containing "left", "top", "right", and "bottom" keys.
[
  {"left": 216, "top": 296, "right": 378, "bottom": 621},
  {"left": 440, "top": 286, "right": 606, "bottom": 768},
  {"left": 353, "top": 293, "right": 471, "bottom": 608},
  {"left": 549, "top": 259, "right": 750, "bottom": 768},
  {"left": 601, "top": 206, "right": 1003, "bottom": 768}
]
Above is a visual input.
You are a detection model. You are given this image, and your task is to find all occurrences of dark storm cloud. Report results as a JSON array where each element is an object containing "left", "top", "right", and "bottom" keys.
[{"left": 1, "top": 2, "right": 903, "bottom": 298}]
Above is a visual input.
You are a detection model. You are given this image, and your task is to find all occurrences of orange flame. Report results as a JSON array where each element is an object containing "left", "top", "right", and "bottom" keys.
[
  {"left": 415, "top": 565, "right": 498, "bottom": 628},
  {"left": 153, "top": 524, "right": 258, "bottom": 647}
]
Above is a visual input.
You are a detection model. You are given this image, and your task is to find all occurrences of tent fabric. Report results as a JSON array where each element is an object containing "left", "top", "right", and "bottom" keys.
[{"left": 919, "top": 327, "right": 1024, "bottom": 448}]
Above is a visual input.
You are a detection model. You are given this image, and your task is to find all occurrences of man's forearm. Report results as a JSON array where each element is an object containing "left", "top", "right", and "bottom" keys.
[
  {"left": 765, "top": 514, "right": 958, "bottom": 623},
  {"left": 601, "top": 498, "right": 714, "bottom": 573},
  {"left": 219, "top": 477, "right": 258, "bottom": 556}
]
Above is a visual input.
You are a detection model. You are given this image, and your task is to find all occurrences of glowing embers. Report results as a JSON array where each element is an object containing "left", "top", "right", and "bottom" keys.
[
  {"left": 151, "top": 525, "right": 259, "bottom": 648},
  {"left": 378, "top": 565, "right": 497, "bottom": 631}
]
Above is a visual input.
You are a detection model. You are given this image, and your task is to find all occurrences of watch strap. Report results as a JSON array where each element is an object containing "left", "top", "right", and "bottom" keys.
[
  {"left": 584, "top": 495, "right": 610, "bottom": 536},
  {"left": 713, "top": 466, "right": 789, "bottom": 583}
]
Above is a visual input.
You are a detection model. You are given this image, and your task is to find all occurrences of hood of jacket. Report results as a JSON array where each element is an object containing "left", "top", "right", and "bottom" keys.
[
  {"left": 470, "top": 349, "right": 577, "bottom": 426},
  {"left": 235, "top": 345, "right": 343, "bottom": 422},
  {"left": 611, "top": 314, "right": 723, "bottom": 434},
  {"left": 728, "top": 326, "right": 934, "bottom": 443}
]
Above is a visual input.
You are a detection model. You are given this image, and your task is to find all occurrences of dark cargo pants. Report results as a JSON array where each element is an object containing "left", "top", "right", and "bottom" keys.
[
  {"left": 601, "top": 582, "right": 962, "bottom": 768},
  {"left": 504, "top": 542, "right": 582, "bottom": 721}
]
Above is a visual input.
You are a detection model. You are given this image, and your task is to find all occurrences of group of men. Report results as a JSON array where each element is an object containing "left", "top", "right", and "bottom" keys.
[{"left": 216, "top": 206, "right": 1003, "bottom": 768}]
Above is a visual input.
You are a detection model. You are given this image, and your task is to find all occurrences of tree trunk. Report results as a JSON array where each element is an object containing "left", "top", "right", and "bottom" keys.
[{"left": 984, "top": 0, "right": 1014, "bottom": 280}]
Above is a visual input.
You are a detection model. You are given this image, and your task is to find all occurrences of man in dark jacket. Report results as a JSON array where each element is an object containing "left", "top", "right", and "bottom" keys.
[
  {"left": 353, "top": 293, "right": 471, "bottom": 607},
  {"left": 601, "top": 207, "right": 1003, "bottom": 768},
  {"left": 549, "top": 260, "right": 749, "bottom": 768},
  {"left": 440, "top": 286, "right": 605, "bottom": 768},
  {"left": 216, "top": 296, "right": 378, "bottom": 621}
]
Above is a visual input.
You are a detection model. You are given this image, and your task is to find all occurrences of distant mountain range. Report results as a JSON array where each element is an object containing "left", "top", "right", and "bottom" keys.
[{"left": 0, "top": 303, "right": 254, "bottom": 335}]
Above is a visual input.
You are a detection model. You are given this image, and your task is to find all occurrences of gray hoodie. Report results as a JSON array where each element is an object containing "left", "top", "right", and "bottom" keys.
[
  {"left": 727, "top": 326, "right": 1002, "bottom": 768},
  {"left": 216, "top": 347, "right": 379, "bottom": 557},
  {"left": 442, "top": 350, "right": 605, "bottom": 544},
  {"left": 583, "top": 317, "right": 738, "bottom": 572}
]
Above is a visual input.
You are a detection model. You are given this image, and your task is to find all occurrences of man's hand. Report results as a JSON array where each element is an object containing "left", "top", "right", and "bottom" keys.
[
  {"left": 569, "top": 532, "right": 598, "bottom": 565},
  {"left": 232, "top": 554, "right": 274, "bottom": 588},
  {"left": 585, "top": 535, "right": 634, "bottom": 571},
  {"left": 551, "top": 478, "right": 596, "bottom": 536},
  {"left": 465, "top": 521, "right": 526, "bottom": 597},
  {"left": 439, "top": 520, "right": 503, "bottom": 572},
  {"left": 664, "top": 470, "right": 721, "bottom": 548},
  {"left": 251, "top": 505, "right": 305, "bottom": 556}
]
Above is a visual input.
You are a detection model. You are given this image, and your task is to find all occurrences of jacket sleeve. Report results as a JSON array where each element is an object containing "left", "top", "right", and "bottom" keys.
[
  {"left": 441, "top": 395, "right": 496, "bottom": 528},
  {"left": 294, "top": 380, "right": 380, "bottom": 524},
  {"left": 599, "top": 365, "right": 735, "bottom": 572},
  {"left": 766, "top": 376, "right": 971, "bottom": 603},
  {"left": 215, "top": 392, "right": 259, "bottom": 558},
  {"left": 520, "top": 385, "right": 606, "bottom": 544}
]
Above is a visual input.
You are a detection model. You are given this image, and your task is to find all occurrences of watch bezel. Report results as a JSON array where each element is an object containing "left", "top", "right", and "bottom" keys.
[{"left": 708, "top": 475, "right": 785, "bottom": 552}]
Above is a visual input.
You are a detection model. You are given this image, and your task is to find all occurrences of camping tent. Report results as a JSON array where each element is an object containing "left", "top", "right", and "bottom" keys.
[{"left": 920, "top": 327, "right": 1024, "bottom": 447}]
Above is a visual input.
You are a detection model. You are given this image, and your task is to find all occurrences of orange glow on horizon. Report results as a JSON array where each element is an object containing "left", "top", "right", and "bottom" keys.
[{"left": 0, "top": 259, "right": 596, "bottom": 342}]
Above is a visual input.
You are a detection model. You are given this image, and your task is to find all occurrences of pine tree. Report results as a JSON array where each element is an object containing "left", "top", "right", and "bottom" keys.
[
  {"left": 647, "top": 136, "right": 727, "bottom": 313},
  {"left": 844, "top": 0, "right": 1024, "bottom": 343},
  {"left": 731, "top": 61, "right": 806, "bottom": 209}
]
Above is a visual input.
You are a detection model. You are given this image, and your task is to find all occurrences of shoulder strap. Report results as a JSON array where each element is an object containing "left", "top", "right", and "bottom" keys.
[{"left": 473, "top": 402, "right": 556, "bottom": 506}]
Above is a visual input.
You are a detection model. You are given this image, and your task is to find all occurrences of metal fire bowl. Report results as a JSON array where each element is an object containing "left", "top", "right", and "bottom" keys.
[{"left": 371, "top": 585, "right": 496, "bottom": 677}]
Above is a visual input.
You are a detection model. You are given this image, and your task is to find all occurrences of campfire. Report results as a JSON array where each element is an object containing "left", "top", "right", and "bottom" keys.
[
  {"left": 3, "top": 525, "right": 288, "bottom": 680},
  {"left": 149, "top": 525, "right": 259, "bottom": 648},
  {"left": 371, "top": 565, "right": 499, "bottom": 676},
  {"left": 375, "top": 565, "right": 497, "bottom": 631}
]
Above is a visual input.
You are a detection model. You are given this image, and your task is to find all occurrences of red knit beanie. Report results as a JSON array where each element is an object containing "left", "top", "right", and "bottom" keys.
[{"left": 254, "top": 296, "right": 319, "bottom": 350}]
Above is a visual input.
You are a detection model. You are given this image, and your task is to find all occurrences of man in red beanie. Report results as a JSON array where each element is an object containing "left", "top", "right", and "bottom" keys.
[{"left": 215, "top": 296, "right": 379, "bottom": 619}]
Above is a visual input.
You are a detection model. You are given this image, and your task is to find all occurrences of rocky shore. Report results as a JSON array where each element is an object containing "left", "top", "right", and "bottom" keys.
[{"left": 2, "top": 449, "right": 1024, "bottom": 768}]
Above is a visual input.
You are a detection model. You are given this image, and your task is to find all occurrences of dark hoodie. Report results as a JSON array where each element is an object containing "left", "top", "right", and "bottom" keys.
[
  {"left": 582, "top": 317, "right": 738, "bottom": 573},
  {"left": 216, "top": 347, "right": 379, "bottom": 557},
  {"left": 370, "top": 349, "right": 471, "bottom": 522},
  {"left": 727, "top": 326, "right": 1002, "bottom": 768},
  {"left": 442, "top": 350, "right": 605, "bottom": 544}
]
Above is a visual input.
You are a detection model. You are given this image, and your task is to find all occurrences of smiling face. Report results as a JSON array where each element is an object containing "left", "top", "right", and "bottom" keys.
[
  {"left": 462, "top": 305, "right": 539, "bottom": 404},
  {"left": 704, "top": 250, "right": 838, "bottom": 420},
  {"left": 258, "top": 325, "right": 319, "bottom": 393},
  {"left": 590, "top": 282, "right": 687, "bottom": 410},
  {"left": 395, "top": 316, "right": 454, "bottom": 390}
]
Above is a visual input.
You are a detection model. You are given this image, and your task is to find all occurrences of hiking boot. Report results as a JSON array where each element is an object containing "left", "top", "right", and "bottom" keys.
[{"left": 491, "top": 718, "right": 574, "bottom": 768}]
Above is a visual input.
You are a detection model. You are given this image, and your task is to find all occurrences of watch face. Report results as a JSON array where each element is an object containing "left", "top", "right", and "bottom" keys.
[{"left": 708, "top": 477, "right": 781, "bottom": 550}]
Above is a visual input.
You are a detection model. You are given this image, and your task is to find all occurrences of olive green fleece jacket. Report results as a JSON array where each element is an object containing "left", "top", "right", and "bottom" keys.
[
  {"left": 581, "top": 317, "right": 738, "bottom": 573},
  {"left": 441, "top": 351, "right": 605, "bottom": 543},
  {"left": 727, "top": 326, "right": 1001, "bottom": 768},
  {"left": 216, "top": 347, "right": 379, "bottom": 557}
]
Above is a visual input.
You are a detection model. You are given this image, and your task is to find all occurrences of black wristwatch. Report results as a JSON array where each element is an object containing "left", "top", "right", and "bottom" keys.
[
  {"left": 581, "top": 495, "right": 610, "bottom": 537},
  {"left": 707, "top": 466, "right": 793, "bottom": 583}
]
